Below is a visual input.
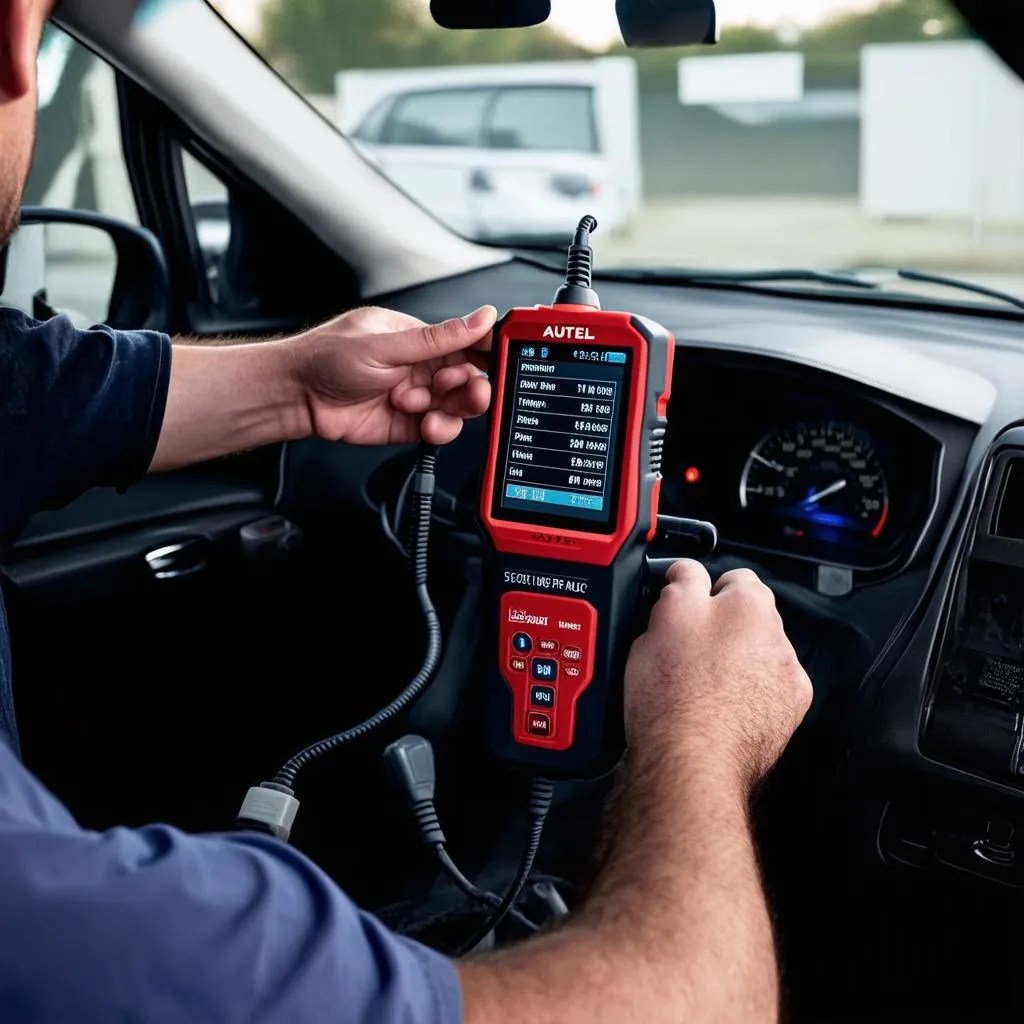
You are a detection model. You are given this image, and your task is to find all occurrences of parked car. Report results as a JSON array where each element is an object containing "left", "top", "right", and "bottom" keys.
[{"left": 337, "top": 59, "right": 642, "bottom": 243}]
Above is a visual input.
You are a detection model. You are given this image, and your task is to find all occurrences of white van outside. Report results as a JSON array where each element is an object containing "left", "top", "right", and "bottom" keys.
[{"left": 335, "top": 58, "right": 642, "bottom": 243}]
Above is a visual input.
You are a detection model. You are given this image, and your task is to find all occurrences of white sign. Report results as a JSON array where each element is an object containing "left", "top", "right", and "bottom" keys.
[{"left": 678, "top": 51, "right": 805, "bottom": 106}]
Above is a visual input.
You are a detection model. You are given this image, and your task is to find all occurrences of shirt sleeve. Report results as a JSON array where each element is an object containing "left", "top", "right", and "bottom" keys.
[
  {"left": 0, "top": 306, "right": 171, "bottom": 536},
  {"left": 0, "top": 798, "right": 462, "bottom": 1023}
]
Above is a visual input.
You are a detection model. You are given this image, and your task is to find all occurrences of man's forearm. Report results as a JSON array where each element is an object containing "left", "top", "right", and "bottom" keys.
[
  {"left": 150, "top": 340, "right": 311, "bottom": 473},
  {"left": 460, "top": 758, "right": 778, "bottom": 1024}
]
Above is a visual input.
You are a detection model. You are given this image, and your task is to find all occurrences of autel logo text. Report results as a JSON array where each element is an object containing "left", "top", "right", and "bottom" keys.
[
  {"left": 542, "top": 326, "right": 596, "bottom": 340},
  {"left": 532, "top": 532, "right": 580, "bottom": 547}
]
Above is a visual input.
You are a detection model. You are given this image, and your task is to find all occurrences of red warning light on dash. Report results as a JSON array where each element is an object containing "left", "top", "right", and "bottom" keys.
[{"left": 685, "top": 466, "right": 701, "bottom": 485}]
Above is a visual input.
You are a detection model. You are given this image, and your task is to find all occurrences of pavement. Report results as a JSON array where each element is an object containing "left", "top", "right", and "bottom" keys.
[{"left": 598, "top": 196, "right": 1024, "bottom": 298}]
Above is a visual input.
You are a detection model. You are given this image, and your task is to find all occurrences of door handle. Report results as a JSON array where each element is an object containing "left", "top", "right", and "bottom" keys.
[
  {"left": 469, "top": 168, "right": 494, "bottom": 193},
  {"left": 145, "top": 538, "right": 210, "bottom": 580}
]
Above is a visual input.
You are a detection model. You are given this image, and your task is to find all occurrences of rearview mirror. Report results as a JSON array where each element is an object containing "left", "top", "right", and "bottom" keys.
[
  {"left": 430, "top": 0, "right": 551, "bottom": 29},
  {"left": 0, "top": 207, "right": 170, "bottom": 332},
  {"left": 428, "top": 0, "right": 718, "bottom": 46}
]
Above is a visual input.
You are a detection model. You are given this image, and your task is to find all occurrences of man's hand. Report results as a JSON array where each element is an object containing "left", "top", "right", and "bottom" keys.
[
  {"left": 295, "top": 305, "right": 497, "bottom": 446},
  {"left": 153, "top": 305, "right": 497, "bottom": 473},
  {"left": 625, "top": 560, "right": 812, "bottom": 791},
  {"left": 460, "top": 562, "right": 810, "bottom": 1024}
]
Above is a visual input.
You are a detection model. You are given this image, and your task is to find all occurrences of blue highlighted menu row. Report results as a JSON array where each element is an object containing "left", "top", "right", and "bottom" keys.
[{"left": 505, "top": 484, "right": 605, "bottom": 512}]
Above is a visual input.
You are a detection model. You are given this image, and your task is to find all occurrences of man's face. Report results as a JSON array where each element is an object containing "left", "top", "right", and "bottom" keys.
[{"left": 0, "top": 0, "right": 47, "bottom": 250}]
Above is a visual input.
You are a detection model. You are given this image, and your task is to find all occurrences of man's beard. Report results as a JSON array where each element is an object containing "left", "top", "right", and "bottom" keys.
[
  {"left": 0, "top": 121, "right": 33, "bottom": 251},
  {"left": 0, "top": 195, "right": 22, "bottom": 252}
]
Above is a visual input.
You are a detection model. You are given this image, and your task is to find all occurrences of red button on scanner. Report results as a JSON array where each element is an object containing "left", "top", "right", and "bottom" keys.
[
  {"left": 500, "top": 591, "right": 598, "bottom": 751},
  {"left": 527, "top": 713, "right": 552, "bottom": 736}
]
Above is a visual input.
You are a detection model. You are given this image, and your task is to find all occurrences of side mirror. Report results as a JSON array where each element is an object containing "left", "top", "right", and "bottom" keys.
[{"left": 0, "top": 207, "right": 170, "bottom": 332}]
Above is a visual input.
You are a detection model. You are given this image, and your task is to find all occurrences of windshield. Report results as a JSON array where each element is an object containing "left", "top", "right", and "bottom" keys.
[{"left": 213, "top": 0, "right": 1024, "bottom": 307}]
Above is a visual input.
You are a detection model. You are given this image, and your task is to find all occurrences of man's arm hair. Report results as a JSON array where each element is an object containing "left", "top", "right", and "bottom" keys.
[{"left": 458, "top": 756, "right": 779, "bottom": 1024}]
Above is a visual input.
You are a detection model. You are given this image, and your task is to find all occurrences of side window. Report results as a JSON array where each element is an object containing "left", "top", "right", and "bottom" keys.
[
  {"left": 27, "top": 28, "right": 137, "bottom": 221},
  {"left": 175, "top": 143, "right": 358, "bottom": 324},
  {"left": 351, "top": 96, "right": 395, "bottom": 144},
  {"left": 2, "top": 27, "right": 137, "bottom": 325},
  {"left": 385, "top": 89, "right": 492, "bottom": 147},
  {"left": 486, "top": 87, "right": 598, "bottom": 153},
  {"left": 181, "top": 150, "right": 231, "bottom": 304}
]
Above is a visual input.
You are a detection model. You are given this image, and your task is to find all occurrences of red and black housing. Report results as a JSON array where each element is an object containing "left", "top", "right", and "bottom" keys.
[{"left": 480, "top": 304, "right": 674, "bottom": 778}]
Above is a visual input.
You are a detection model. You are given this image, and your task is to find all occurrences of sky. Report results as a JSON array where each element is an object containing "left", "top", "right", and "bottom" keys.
[
  {"left": 215, "top": 0, "right": 882, "bottom": 49},
  {"left": 551, "top": 0, "right": 880, "bottom": 48}
]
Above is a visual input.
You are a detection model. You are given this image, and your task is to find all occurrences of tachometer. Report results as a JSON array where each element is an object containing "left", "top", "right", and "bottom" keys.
[{"left": 739, "top": 422, "right": 890, "bottom": 539}]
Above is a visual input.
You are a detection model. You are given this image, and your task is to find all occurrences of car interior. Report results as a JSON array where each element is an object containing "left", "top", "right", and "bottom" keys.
[{"left": 2, "top": 0, "right": 1023, "bottom": 1019}]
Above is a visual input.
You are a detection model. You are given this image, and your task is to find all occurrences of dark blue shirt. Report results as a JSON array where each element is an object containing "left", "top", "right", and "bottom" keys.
[{"left": 0, "top": 308, "right": 461, "bottom": 1022}]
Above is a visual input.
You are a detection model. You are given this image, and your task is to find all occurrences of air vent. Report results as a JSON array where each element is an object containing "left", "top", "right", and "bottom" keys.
[{"left": 993, "top": 458, "right": 1024, "bottom": 540}]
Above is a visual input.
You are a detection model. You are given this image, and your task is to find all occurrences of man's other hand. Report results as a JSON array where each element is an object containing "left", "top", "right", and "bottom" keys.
[
  {"left": 624, "top": 561, "right": 812, "bottom": 791},
  {"left": 296, "top": 305, "right": 497, "bottom": 446}
]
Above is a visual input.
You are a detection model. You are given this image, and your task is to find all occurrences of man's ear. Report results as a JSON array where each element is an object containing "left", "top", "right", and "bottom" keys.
[{"left": 0, "top": 0, "right": 40, "bottom": 103}]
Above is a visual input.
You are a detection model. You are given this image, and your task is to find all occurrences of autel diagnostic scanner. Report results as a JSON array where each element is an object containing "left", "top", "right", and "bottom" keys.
[{"left": 480, "top": 216, "right": 675, "bottom": 778}]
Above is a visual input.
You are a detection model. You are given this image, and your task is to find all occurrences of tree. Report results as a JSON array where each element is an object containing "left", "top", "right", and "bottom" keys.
[
  {"left": 258, "top": 0, "right": 423, "bottom": 91},
  {"left": 808, "top": 0, "right": 970, "bottom": 52},
  {"left": 257, "top": 0, "right": 586, "bottom": 93},
  {"left": 254, "top": 0, "right": 973, "bottom": 94},
  {"left": 607, "top": 0, "right": 970, "bottom": 89}
]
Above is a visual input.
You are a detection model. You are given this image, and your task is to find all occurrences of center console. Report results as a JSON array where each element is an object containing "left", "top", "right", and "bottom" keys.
[
  {"left": 864, "top": 428, "right": 1024, "bottom": 886},
  {"left": 922, "top": 446, "right": 1024, "bottom": 785}
]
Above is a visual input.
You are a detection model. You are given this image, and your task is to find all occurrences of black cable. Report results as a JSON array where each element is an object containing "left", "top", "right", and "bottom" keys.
[
  {"left": 565, "top": 214, "right": 597, "bottom": 289},
  {"left": 384, "top": 736, "right": 540, "bottom": 936},
  {"left": 272, "top": 441, "right": 289, "bottom": 507},
  {"left": 433, "top": 846, "right": 538, "bottom": 934},
  {"left": 393, "top": 465, "right": 416, "bottom": 541},
  {"left": 379, "top": 497, "right": 407, "bottom": 557},
  {"left": 380, "top": 460, "right": 418, "bottom": 558},
  {"left": 554, "top": 215, "right": 600, "bottom": 308},
  {"left": 271, "top": 445, "right": 442, "bottom": 790},
  {"left": 455, "top": 779, "right": 555, "bottom": 956}
]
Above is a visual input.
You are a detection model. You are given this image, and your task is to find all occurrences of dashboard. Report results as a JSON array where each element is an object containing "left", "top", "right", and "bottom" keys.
[
  {"left": 660, "top": 353, "right": 947, "bottom": 581},
  {"left": 372, "top": 261, "right": 1003, "bottom": 607},
  {"left": 351, "top": 255, "right": 1024, "bottom": 887}
]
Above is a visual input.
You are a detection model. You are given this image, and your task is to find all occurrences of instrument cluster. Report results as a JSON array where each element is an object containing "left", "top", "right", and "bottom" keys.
[{"left": 661, "top": 354, "right": 942, "bottom": 575}]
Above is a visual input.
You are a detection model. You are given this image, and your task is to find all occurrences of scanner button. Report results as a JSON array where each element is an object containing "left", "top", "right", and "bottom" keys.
[
  {"left": 531, "top": 658, "right": 558, "bottom": 682},
  {"left": 509, "top": 656, "right": 527, "bottom": 673},
  {"left": 562, "top": 646, "right": 583, "bottom": 662},
  {"left": 527, "top": 712, "right": 552, "bottom": 737},
  {"left": 530, "top": 685, "right": 555, "bottom": 709},
  {"left": 538, "top": 638, "right": 559, "bottom": 653},
  {"left": 512, "top": 633, "right": 532, "bottom": 654}
]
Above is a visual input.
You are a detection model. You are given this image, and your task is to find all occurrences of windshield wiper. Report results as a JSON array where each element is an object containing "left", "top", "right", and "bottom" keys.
[
  {"left": 601, "top": 267, "right": 879, "bottom": 290},
  {"left": 897, "top": 268, "right": 1024, "bottom": 312},
  {"left": 601, "top": 265, "right": 1024, "bottom": 313}
]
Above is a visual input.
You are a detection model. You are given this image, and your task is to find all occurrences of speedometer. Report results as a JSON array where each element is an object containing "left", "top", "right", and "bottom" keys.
[{"left": 739, "top": 422, "right": 890, "bottom": 539}]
